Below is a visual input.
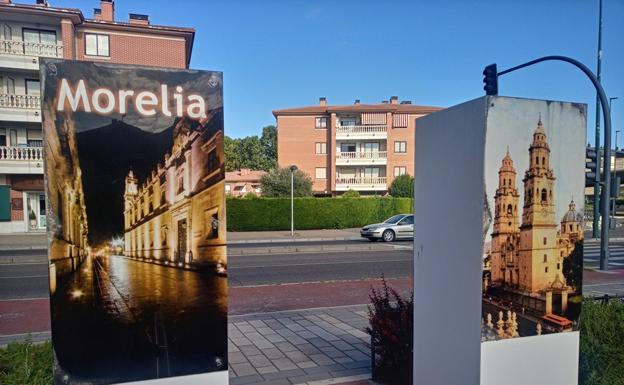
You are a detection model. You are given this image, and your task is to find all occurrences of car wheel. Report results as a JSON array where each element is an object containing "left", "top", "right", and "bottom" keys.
[{"left": 382, "top": 229, "right": 395, "bottom": 242}]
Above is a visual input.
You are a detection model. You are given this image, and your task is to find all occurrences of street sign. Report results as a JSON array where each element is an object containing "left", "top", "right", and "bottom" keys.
[{"left": 41, "top": 60, "right": 228, "bottom": 385}]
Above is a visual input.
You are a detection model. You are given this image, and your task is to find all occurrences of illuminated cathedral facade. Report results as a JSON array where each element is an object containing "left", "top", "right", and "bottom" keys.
[{"left": 489, "top": 118, "right": 583, "bottom": 315}]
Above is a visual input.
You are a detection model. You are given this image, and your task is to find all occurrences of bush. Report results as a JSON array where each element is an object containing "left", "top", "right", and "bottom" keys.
[
  {"left": 367, "top": 277, "right": 413, "bottom": 385},
  {"left": 0, "top": 340, "right": 53, "bottom": 385},
  {"left": 341, "top": 189, "right": 360, "bottom": 198},
  {"left": 226, "top": 197, "right": 412, "bottom": 231},
  {"left": 389, "top": 174, "right": 414, "bottom": 198},
  {"left": 580, "top": 298, "right": 624, "bottom": 385},
  {"left": 260, "top": 167, "right": 313, "bottom": 197}
]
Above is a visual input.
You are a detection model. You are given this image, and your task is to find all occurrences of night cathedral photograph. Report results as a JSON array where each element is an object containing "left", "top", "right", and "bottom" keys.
[
  {"left": 481, "top": 100, "right": 586, "bottom": 341},
  {"left": 41, "top": 60, "right": 228, "bottom": 384}
]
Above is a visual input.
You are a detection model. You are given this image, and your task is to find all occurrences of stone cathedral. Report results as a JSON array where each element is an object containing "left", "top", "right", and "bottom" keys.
[{"left": 489, "top": 118, "right": 583, "bottom": 315}]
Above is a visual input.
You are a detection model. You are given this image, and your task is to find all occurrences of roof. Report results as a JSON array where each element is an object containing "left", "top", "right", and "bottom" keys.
[
  {"left": 0, "top": 2, "right": 195, "bottom": 66},
  {"left": 225, "top": 169, "right": 266, "bottom": 183},
  {"left": 272, "top": 103, "right": 443, "bottom": 117}
]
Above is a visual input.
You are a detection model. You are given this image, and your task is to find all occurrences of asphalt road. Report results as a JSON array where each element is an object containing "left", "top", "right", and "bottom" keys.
[{"left": 0, "top": 239, "right": 412, "bottom": 300}]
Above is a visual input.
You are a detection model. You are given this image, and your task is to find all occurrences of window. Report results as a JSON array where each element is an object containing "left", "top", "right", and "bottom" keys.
[
  {"left": 25, "top": 79, "right": 40, "bottom": 96},
  {"left": 399, "top": 215, "right": 414, "bottom": 225},
  {"left": 0, "top": 128, "right": 5, "bottom": 146},
  {"left": 543, "top": 237, "right": 547, "bottom": 245},
  {"left": 26, "top": 129, "right": 42, "bottom": 147},
  {"left": 176, "top": 168, "right": 185, "bottom": 194},
  {"left": 545, "top": 267, "right": 549, "bottom": 273},
  {"left": 557, "top": 263, "right": 560, "bottom": 270},
  {"left": 315, "top": 117, "right": 327, "bottom": 128},
  {"left": 9, "top": 129, "right": 17, "bottom": 146},
  {"left": 543, "top": 254, "right": 547, "bottom": 263},
  {"left": 5, "top": 77, "right": 15, "bottom": 94},
  {"left": 225, "top": 184, "right": 231, "bottom": 193},
  {"left": 394, "top": 141, "right": 407, "bottom": 153},
  {"left": 315, "top": 142, "right": 327, "bottom": 154},
  {"left": 3, "top": 24, "right": 12, "bottom": 41},
  {"left": 207, "top": 149, "right": 219, "bottom": 173},
  {"left": 340, "top": 143, "right": 356, "bottom": 152},
  {"left": 315, "top": 167, "right": 327, "bottom": 179},
  {"left": 394, "top": 166, "right": 406, "bottom": 176},
  {"left": 85, "top": 33, "right": 110, "bottom": 56}
]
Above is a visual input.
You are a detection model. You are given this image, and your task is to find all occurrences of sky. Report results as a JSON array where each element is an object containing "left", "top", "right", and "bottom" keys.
[{"left": 52, "top": 0, "right": 624, "bottom": 145}]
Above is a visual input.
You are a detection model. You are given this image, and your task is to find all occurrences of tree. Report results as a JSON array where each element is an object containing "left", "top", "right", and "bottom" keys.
[
  {"left": 224, "top": 125, "right": 278, "bottom": 172},
  {"left": 389, "top": 174, "right": 414, "bottom": 197},
  {"left": 342, "top": 189, "right": 360, "bottom": 198},
  {"left": 260, "top": 125, "right": 277, "bottom": 169},
  {"left": 260, "top": 167, "right": 313, "bottom": 197}
]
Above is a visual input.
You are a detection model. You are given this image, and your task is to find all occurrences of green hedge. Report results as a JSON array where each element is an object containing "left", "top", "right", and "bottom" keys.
[{"left": 226, "top": 197, "right": 413, "bottom": 231}]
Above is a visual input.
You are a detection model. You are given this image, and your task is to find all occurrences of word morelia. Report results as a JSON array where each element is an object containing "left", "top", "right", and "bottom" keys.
[{"left": 56, "top": 78, "right": 207, "bottom": 118}]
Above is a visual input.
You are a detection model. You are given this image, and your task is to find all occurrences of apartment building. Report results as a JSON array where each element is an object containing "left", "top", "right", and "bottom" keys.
[
  {"left": 274, "top": 97, "right": 441, "bottom": 195},
  {"left": 0, "top": 0, "right": 194, "bottom": 233}
]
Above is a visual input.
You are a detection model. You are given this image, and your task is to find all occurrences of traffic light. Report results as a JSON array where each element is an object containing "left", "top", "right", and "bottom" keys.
[
  {"left": 482, "top": 64, "right": 498, "bottom": 96},
  {"left": 586, "top": 146, "right": 598, "bottom": 186}
]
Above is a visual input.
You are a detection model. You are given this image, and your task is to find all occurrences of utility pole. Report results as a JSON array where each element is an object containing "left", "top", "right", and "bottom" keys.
[
  {"left": 592, "top": 0, "right": 603, "bottom": 238},
  {"left": 290, "top": 165, "right": 298, "bottom": 237}
]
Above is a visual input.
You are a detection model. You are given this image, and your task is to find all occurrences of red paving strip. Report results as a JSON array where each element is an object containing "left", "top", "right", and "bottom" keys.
[
  {"left": 0, "top": 298, "right": 50, "bottom": 336},
  {"left": 584, "top": 269, "right": 624, "bottom": 283},
  {"left": 229, "top": 278, "right": 413, "bottom": 315}
]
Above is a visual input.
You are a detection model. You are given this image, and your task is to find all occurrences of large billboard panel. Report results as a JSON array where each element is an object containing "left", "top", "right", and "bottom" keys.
[{"left": 41, "top": 60, "right": 228, "bottom": 384}]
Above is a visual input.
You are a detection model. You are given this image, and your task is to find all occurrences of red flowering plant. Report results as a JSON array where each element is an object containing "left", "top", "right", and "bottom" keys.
[{"left": 366, "top": 276, "right": 413, "bottom": 385}]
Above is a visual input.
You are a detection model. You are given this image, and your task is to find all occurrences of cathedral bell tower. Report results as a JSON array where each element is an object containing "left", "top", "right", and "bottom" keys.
[
  {"left": 124, "top": 169, "right": 138, "bottom": 211},
  {"left": 518, "top": 118, "right": 560, "bottom": 294},
  {"left": 490, "top": 150, "right": 520, "bottom": 285}
]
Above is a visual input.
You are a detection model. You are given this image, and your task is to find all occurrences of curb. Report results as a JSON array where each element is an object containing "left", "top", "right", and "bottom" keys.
[
  {"left": 227, "top": 236, "right": 362, "bottom": 244},
  {"left": 0, "top": 256, "right": 48, "bottom": 264},
  {"left": 228, "top": 243, "right": 412, "bottom": 256},
  {"left": 0, "top": 245, "right": 47, "bottom": 251},
  {"left": 294, "top": 374, "right": 371, "bottom": 385},
  {"left": 0, "top": 331, "right": 51, "bottom": 347}
]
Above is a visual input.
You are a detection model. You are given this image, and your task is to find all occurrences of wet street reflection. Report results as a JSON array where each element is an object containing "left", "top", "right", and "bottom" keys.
[{"left": 51, "top": 255, "right": 227, "bottom": 384}]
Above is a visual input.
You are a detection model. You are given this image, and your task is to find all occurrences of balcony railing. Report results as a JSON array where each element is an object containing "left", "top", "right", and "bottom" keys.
[
  {"left": 0, "top": 94, "right": 41, "bottom": 109},
  {"left": 336, "top": 124, "right": 387, "bottom": 135},
  {"left": 337, "top": 151, "right": 387, "bottom": 160},
  {"left": 336, "top": 177, "right": 387, "bottom": 185},
  {"left": 0, "top": 146, "right": 43, "bottom": 161},
  {"left": 0, "top": 39, "right": 63, "bottom": 58}
]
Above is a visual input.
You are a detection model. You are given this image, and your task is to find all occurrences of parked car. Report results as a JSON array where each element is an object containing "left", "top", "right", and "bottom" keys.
[{"left": 360, "top": 214, "right": 414, "bottom": 242}]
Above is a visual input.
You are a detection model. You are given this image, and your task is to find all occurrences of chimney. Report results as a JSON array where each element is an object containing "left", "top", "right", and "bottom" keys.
[
  {"left": 100, "top": 0, "right": 114, "bottom": 22},
  {"left": 354, "top": 99, "right": 360, "bottom": 105},
  {"left": 129, "top": 13, "right": 150, "bottom": 25},
  {"left": 390, "top": 96, "right": 398, "bottom": 105},
  {"left": 400, "top": 101, "right": 412, "bottom": 105},
  {"left": 35, "top": 0, "right": 48, "bottom": 6},
  {"left": 94, "top": 8, "right": 102, "bottom": 20},
  {"left": 319, "top": 97, "right": 327, "bottom": 106},
  {"left": 381, "top": 100, "right": 389, "bottom": 104}
]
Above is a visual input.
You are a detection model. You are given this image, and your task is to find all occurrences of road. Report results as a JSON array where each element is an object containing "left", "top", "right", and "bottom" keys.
[{"left": 0, "top": 239, "right": 413, "bottom": 300}]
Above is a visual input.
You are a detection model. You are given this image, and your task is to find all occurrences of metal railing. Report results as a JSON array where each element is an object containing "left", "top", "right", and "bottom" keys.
[
  {"left": 0, "top": 94, "right": 41, "bottom": 109},
  {"left": 336, "top": 124, "right": 387, "bottom": 135},
  {"left": 337, "top": 151, "right": 387, "bottom": 160},
  {"left": 335, "top": 177, "right": 387, "bottom": 185},
  {"left": 0, "top": 146, "right": 43, "bottom": 161},
  {"left": 0, "top": 39, "right": 63, "bottom": 57}
]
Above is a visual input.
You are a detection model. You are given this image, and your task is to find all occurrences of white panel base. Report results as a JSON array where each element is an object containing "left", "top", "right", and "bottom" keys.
[
  {"left": 481, "top": 332, "right": 579, "bottom": 385},
  {"left": 118, "top": 370, "right": 228, "bottom": 385}
]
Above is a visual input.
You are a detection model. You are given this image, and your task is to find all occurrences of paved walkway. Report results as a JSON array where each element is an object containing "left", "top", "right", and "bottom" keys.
[
  {"left": 229, "top": 305, "right": 371, "bottom": 385},
  {"left": 0, "top": 232, "right": 47, "bottom": 250},
  {"left": 227, "top": 228, "right": 362, "bottom": 244}
]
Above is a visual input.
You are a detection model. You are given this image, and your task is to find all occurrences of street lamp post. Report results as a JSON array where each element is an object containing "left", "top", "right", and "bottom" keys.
[
  {"left": 290, "top": 165, "right": 298, "bottom": 237},
  {"left": 611, "top": 97, "right": 619, "bottom": 229}
]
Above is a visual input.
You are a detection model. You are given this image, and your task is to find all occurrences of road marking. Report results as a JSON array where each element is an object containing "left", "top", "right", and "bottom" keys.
[
  {"left": 229, "top": 258, "right": 412, "bottom": 269},
  {"left": 0, "top": 297, "right": 49, "bottom": 302},
  {"left": 0, "top": 262, "right": 48, "bottom": 266}
]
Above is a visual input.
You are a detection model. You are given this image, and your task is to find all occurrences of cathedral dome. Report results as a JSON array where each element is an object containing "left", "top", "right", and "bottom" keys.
[{"left": 561, "top": 200, "right": 583, "bottom": 223}]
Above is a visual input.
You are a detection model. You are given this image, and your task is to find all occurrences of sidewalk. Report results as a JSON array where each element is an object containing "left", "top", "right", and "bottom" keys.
[
  {"left": 227, "top": 228, "right": 362, "bottom": 244},
  {"left": 0, "top": 232, "right": 47, "bottom": 250},
  {"left": 229, "top": 305, "right": 371, "bottom": 385}
]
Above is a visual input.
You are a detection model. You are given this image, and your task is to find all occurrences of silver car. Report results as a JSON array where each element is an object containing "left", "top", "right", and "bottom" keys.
[{"left": 360, "top": 214, "right": 414, "bottom": 242}]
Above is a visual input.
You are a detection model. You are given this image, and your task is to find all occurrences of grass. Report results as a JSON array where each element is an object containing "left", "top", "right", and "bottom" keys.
[{"left": 0, "top": 340, "right": 53, "bottom": 385}]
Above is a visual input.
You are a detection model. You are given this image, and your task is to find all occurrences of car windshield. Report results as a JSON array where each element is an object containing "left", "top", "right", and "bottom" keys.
[{"left": 384, "top": 215, "right": 405, "bottom": 224}]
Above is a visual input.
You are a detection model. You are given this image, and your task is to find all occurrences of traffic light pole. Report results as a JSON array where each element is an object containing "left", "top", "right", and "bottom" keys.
[{"left": 496, "top": 55, "right": 612, "bottom": 270}]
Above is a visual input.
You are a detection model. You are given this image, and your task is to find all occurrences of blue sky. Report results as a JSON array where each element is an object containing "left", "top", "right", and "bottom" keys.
[{"left": 54, "top": 0, "right": 623, "bottom": 144}]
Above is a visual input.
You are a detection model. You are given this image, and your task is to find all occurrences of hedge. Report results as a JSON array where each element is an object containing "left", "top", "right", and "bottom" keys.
[{"left": 226, "top": 197, "right": 413, "bottom": 231}]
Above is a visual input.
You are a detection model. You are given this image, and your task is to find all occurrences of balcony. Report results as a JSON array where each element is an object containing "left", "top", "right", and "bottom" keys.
[
  {"left": 335, "top": 177, "right": 387, "bottom": 191},
  {"left": 0, "top": 146, "right": 44, "bottom": 175},
  {"left": 336, "top": 151, "right": 387, "bottom": 166},
  {"left": 0, "top": 40, "right": 63, "bottom": 70},
  {"left": 335, "top": 124, "right": 387, "bottom": 140},
  {"left": 0, "top": 94, "right": 41, "bottom": 122}
]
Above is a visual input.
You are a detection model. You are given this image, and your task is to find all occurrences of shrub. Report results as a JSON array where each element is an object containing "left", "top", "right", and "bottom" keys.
[
  {"left": 341, "top": 189, "right": 360, "bottom": 198},
  {"left": 0, "top": 340, "right": 53, "bottom": 385},
  {"left": 226, "top": 197, "right": 412, "bottom": 231},
  {"left": 580, "top": 298, "right": 624, "bottom": 385},
  {"left": 367, "top": 277, "right": 413, "bottom": 385},
  {"left": 389, "top": 174, "right": 414, "bottom": 198}
]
